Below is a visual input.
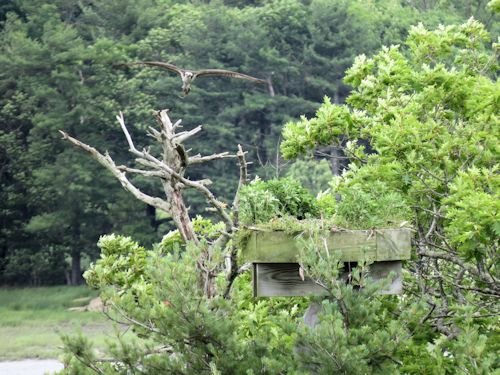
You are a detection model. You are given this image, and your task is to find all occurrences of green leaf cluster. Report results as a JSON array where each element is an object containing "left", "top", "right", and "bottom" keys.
[
  {"left": 238, "top": 177, "right": 320, "bottom": 224},
  {"left": 69, "top": 234, "right": 302, "bottom": 374},
  {"left": 65, "top": 233, "right": 466, "bottom": 375},
  {"left": 333, "top": 180, "right": 412, "bottom": 229},
  {"left": 444, "top": 166, "right": 500, "bottom": 260}
]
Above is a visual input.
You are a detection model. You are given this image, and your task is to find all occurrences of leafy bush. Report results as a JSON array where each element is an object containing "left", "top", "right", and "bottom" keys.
[
  {"left": 238, "top": 174, "right": 411, "bottom": 229},
  {"left": 334, "top": 181, "right": 412, "bottom": 229},
  {"left": 63, "top": 233, "right": 450, "bottom": 375},
  {"left": 279, "top": 17, "right": 499, "bottom": 370},
  {"left": 239, "top": 177, "right": 320, "bottom": 224},
  {"left": 443, "top": 167, "right": 500, "bottom": 260},
  {"left": 2, "top": 247, "right": 67, "bottom": 286},
  {"left": 316, "top": 189, "right": 337, "bottom": 217},
  {"left": 64, "top": 234, "right": 303, "bottom": 374}
]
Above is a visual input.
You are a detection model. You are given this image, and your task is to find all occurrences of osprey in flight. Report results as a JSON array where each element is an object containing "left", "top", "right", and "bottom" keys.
[{"left": 121, "top": 61, "right": 267, "bottom": 95}]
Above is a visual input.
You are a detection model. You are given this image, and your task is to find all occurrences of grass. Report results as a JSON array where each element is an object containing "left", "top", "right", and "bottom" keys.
[
  {"left": 0, "top": 286, "right": 117, "bottom": 360},
  {"left": 0, "top": 285, "right": 98, "bottom": 311}
]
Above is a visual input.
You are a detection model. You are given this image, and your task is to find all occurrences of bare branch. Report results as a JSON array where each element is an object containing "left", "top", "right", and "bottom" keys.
[
  {"left": 421, "top": 166, "right": 446, "bottom": 183},
  {"left": 117, "top": 165, "right": 166, "bottom": 178},
  {"left": 110, "top": 302, "right": 162, "bottom": 334},
  {"left": 147, "top": 126, "right": 161, "bottom": 141},
  {"left": 170, "top": 173, "right": 233, "bottom": 228},
  {"left": 59, "top": 131, "right": 171, "bottom": 215},
  {"left": 417, "top": 246, "right": 498, "bottom": 288},
  {"left": 160, "top": 110, "right": 174, "bottom": 135},
  {"left": 425, "top": 204, "right": 440, "bottom": 239},
  {"left": 172, "top": 118, "right": 182, "bottom": 130},
  {"left": 116, "top": 112, "right": 136, "bottom": 152},
  {"left": 188, "top": 152, "right": 236, "bottom": 165},
  {"left": 223, "top": 145, "right": 249, "bottom": 299},
  {"left": 173, "top": 125, "right": 203, "bottom": 144},
  {"left": 234, "top": 146, "right": 249, "bottom": 202},
  {"left": 117, "top": 112, "right": 232, "bottom": 231},
  {"left": 63, "top": 109, "right": 248, "bottom": 298},
  {"left": 231, "top": 144, "right": 249, "bottom": 227},
  {"left": 237, "top": 262, "right": 252, "bottom": 275},
  {"left": 236, "top": 144, "right": 248, "bottom": 189}
]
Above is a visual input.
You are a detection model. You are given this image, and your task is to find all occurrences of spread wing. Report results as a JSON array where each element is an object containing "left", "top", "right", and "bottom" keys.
[
  {"left": 194, "top": 69, "right": 266, "bottom": 83},
  {"left": 123, "top": 61, "right": 183, "bottom": 76}
]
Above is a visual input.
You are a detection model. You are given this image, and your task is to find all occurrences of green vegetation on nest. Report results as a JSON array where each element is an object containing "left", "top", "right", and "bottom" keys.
[{"left": 238, "top": 176, "right": 411, "bottom": 233}]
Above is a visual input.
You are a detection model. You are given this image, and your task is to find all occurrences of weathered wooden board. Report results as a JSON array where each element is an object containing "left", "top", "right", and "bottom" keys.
[
  {"left": 253, "top": 261, "right": 403, "bottom": 297},
  {"left": 375, "top": 229, "right": 411, "bottom": 261},
  {"left": 243, "top": 228, "right": 411, "bottom": 263},
  {"left": 254, "top": 263, "right": 324, "bottom": 297}
]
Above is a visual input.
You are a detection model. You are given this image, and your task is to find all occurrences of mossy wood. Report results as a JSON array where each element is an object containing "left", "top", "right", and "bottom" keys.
[{"left": 243, "top": 228, "right": 411, "bottom": 263}]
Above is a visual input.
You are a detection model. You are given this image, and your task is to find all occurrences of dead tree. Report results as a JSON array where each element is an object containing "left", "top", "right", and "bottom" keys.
[{"left": 60, "top": 109, "right": 249, "bottom": 298}]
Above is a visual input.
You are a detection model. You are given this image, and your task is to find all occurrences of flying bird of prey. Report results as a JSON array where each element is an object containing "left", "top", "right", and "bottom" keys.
[{"left": 120, "top": 61, "right": 267, "bottom": 96}]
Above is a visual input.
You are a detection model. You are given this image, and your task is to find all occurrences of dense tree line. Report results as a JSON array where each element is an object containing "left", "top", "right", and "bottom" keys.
[{"left": 0, "top": 0, "right": 496, "bottom": 285}]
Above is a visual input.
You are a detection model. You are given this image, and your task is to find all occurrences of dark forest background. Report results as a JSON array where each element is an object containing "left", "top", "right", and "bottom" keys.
[{"left": 0, "top": 0, "right": 497, "bottom": 286}]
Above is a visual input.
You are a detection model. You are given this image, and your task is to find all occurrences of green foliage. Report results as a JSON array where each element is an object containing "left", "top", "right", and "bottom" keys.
[
  {"left": 192, "top": 216, "right": 226, "bottom": 240},
  {"left": 425, "top": 324, "right": 498, "bottom": 374},
  {"left": 238, "top": 173, "right": 411, "bottom": 229},
  {"left": 280, "top": 17, "right": 499, "bottom": 374},
  {"left": 264, "top": 177, "right": 320, "bottom": 219},
  {"left": 281, "top": 98, "right": 360, "bottom": 159},
  {"left": 1, "top": 247, "right": 66, "bottom": 286},
  {"left": 237, "top": 179, "right": 280, "bottom": 225},
  {"left": 293, "top": 238, "right": 412, "bottom": 374},
  {"left": 57, "top": 14, "right": 500, "bottom": 375},
  {"left": 280, "top": 17, "right": 499, "bottom": 257},
  {"left": 239, "top": 177, "right": 320, "bottom": 224},
  {"left": 84, "top": 234, "right": 148, "bottom": 291},
  {"left": 66, "top": 233, "right": 467, "bottom": 375},
  {"left": 488, "top": 0, "right": 500, "bottom": 13},
  {"left": 444, "top": 166, "right": 500, "bottom": 260},
  {"left": 285, "top": 158, "right": 333, "bottom": 195},
  {"left": 334, "top": 180, "right": 412, "bottom": 229},
  {"left": 2, "top": 2, "right": 498, "bottom": 373},
  {"left": 157, "top": 229, "right": 184, "bottom": 254},
  {"left": 157, "top": 216, "right": 226, "bottom": 254},
  {"left": 315, "top": 190, "right": 336, "bottom": 216},
  {"left": 0, "top": 0, "right": 163, "bottom": 285},
  {"left": 67, "top": 234, "right": 303, "bottom": 374}
]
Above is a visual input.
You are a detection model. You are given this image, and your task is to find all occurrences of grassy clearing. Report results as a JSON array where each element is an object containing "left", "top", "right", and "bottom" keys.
[{"left": 0, "top": 286, "right": 118, "bottom": 360}]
